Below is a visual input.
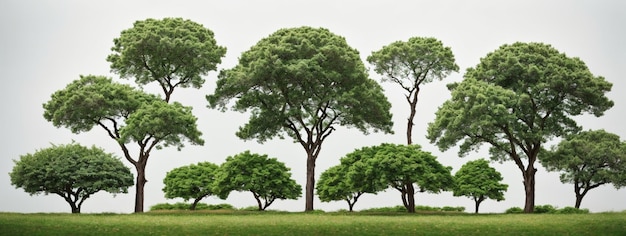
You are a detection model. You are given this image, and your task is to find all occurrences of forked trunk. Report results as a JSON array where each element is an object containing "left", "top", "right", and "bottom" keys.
[{"left": 406, "top": 87, "right": 419, "bottom": 145}]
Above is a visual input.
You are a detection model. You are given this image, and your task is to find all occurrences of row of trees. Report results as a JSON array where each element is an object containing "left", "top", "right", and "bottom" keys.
[{"left": 9, "top": 17, "right": 624, "bottom": 213}]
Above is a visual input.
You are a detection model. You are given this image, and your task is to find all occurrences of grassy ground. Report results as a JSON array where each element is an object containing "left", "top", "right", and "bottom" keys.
[{"left": 1, "top": 211, "right": 625, "bottom": 235}]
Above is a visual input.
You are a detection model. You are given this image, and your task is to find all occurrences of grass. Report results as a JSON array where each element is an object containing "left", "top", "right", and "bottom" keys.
[{"left": 1, "top": 211, "right": 625, "bottom": 235}]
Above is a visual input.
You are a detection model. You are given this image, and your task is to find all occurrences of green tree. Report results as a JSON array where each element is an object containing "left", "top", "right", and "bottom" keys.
[
  {"left": 540, "top": 129, "right": 626, "bottom": 208},
  {"left": 453, "top": 159, "right": 508, "bottom": 213},
  {"left": 367, "top": 143, "right": 454, "bottom": 213},
  {"left": 43, "top": 75, "right": 204, "bottom": 212},
  {"left": 207, "top": 26, "right": 394, "bottom": 211},
  {"left": 367, "top": 37, "right": 458, "bottom": 145},
  {"left": 427, "top": 42, "right": 614, "bottom": 213},
  {"left": 213, "top": 151, "right": 302, "bottom": 211},
  {"left": 162, "top": 162, "right": 219, "bottom": 210},
  {"left": 107, "top": 17, "right": 226, "bottom": 102},
  {"left": 9, "top": 142, "right": 133, "bottom": 213}
]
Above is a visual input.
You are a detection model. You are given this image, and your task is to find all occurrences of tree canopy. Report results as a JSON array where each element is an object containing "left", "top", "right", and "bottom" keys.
[
  {"left": 107, "top": 17, "right": 226, "bottom": 102},
  {"left": 162, "top": 162, "right": 219, "bottom": 210},
  {"left": 9, "top": 142, "right": 133, "bottom": 213},
  {"left": 43, "top": 75, "right": 204, "bottom": 212},
  {"left": 427, "top": 42, "right": 613, "bottom": 213},
  {"left": 453, "top": 159, "right": 508, "bottom": 213},
  {"left": 368, "top": 37, "right": 458, "bottom": 144},
  {"left": 207, "top": 26, "right": 393, "bottom": 211},
  {"left": 213, "top": 151, "right": 301, "bottom": 211},
  {"left": 540, "top": 129, "right": 626, "bottom": 208}
]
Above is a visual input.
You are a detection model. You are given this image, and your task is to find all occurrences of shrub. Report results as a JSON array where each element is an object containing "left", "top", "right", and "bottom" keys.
[
  {"left": 557, "top": 207, "right": 589, "bottom": 214},
  {"left": 534, "top": 205, "right": 557, "bottom": 214},
  {"left": 360, "top": 205, "right": 407, "bottom": 213},
  {"left": 505, "top": 207, "right": 524, "bottom": 214},
  {"left": 150, "top": 202, "right": 234, "bottom": 211},
  {"left": 441, "top": 206, "right": 466, "bottom": 212}
]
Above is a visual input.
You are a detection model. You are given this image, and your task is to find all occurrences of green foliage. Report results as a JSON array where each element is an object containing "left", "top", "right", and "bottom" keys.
[
  {"left": 162, "top": 162, "right": 219, "bottom": 210},
  {"left": 540, "top": 129, "right": 626, "bottom": 208},
  {"left": 505, "top": 205, "right": 589, "bottom": 214},
  {"left": 9, "top": 142, "right": 134, "bottom": 213},
  {"left": 360, "top": 205, "right": 465, "bottom": 213},
  {"left": 427, "top": 42, "right": 614, "bottom": 212},
  {"left": 557, "top": 207, "right": 589, "bottom": 214},
  {"left": 453, "top": 159, "right": 508, "bottom": 213},
  {"left": 505, "top": 207, "right": 524, "bottom": 214},
  {"left": 108, "top": 17, "right": 226, "bottom": 101},
  {"left": 149, "top": 203, "right": 234, "bottom": 211},
  {"left": 213, "top": 151, "right": 302, "bottom": 210},
  {"left": 534, "top": 205, "right": 558, "bottom": 214}
]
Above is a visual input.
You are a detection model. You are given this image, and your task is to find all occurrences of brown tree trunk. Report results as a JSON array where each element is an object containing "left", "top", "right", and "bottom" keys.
[
  {"left": 474, "top": 196, "right": 484, "bottom": 214},
  {"left": 406, "top": 183, "right": 416, "bottom": 213},
  {"left": 134, "top": 161, "right": 147, "bottom": 213},
  {"left": 406, "top": 88, "right": 419, "bottom": 145},
  {"left": 522, "top": 166, "right": 536, "bottom": 213},
  {"left": 305, "top": 152, "right": 316, "bottom": 211}
]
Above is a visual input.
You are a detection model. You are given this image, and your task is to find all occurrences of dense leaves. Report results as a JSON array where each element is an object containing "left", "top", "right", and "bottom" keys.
[
  {"left": 108, "top": 17, "right": 226, "bottom": 102},
  {"left": 43, "top": 75, "right": 203, "bottom": 212},
  {"left": 453, "top": 159, "right": 508, "bottom": 213},
  {"left": 213, "top": 151, "right": 301, "bottom": 211},
  {"left": 427, "top": 42, "right": 613, "bottom": 212},
  {"left": 540, "top": 129, "right": 626, "bottom": 208},
  {"left": 9, "top": 143, "right": 133, "bottom": 213},
  {"left": 368, "top": 37, "right": 458, "bottom": 144},
  {"left": 207, "top": 26, "right": 393, "bottom": 211},
  {"left": 162, "top": 162, "right": 219, "bottom": 210}
]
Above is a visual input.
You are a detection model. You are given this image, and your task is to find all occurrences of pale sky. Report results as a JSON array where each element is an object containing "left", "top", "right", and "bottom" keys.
[{"left": 1, "top": 0, "right": 625, "bottom": 213}]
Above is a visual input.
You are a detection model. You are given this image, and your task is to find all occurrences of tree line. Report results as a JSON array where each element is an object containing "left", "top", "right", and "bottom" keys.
[{"left": 9, "top": 17, "right": 626, "bottom": 214}]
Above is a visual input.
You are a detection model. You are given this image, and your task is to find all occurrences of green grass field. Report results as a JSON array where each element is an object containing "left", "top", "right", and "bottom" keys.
[{"left": 1, "top": 211, "right": 625, "bottom": 235}]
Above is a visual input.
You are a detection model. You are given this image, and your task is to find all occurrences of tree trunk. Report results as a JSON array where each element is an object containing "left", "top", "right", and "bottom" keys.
[
  {"left": 69, "top": 201, "right": 80, "bottom": 214},
  {"left": 134, "top": 161, "right": 147, "bottom": 213},
  {"left": 191, "top": 197, "right": 203, "bottom": 210},
  {"left": 406, "top": 183, "right": 416, "bottom": 213},
  {"left": 406, "top": 88, "right": 419, "bottom": 145},
  {"left": 474, "top": 197, "right": 484, "bottom": 214},
  {"left": 305, "top": 152, "right": 316, "bottom": 211},
  {"left": 522, "top": 166, "right": 536, "bottom": 213},
  {"left": 347, "top": 199, "right": 354, "bottom": 212}
]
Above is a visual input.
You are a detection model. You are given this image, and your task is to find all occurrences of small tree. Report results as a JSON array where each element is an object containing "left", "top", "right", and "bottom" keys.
[
  {"left": 162, "top": 162, "right": 219, "bottom": 210},
  {"left": 207, "top": 26, "right": 394, "bottom": 211},
  {"left": 367, "top": 37, "right": 459, "bottom": 145},
  {"left": 108, "top": 17, "right": 226, "bottom": 102},
  {"left": 540, "top": 129, "right": 626, "bottom": 208},
  {"left": 366, "top": 143, "right": 454, "bottom": 213},
  {"left": 9, "top": 143, "right": 133, "bottom": 213},
  {"left": 213, "top": 151, "right": 302, "bottom": 211},
  {"left": 453, "top": 159, "right": 508, "bottom": 213}
]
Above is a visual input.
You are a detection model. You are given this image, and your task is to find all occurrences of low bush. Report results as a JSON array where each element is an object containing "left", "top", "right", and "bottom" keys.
[
  {"left": 505, "top": 207, "right": 524, "bottom": 214},
  {"left": 150, "top": 202, "right": 234, "bottom": 211},
  {"left": 556, "top": 207, "right": 589, "bottom": 214},
  {"left": 505, "top": 205, "right": 590, "bottom": 214},
  {"left": 361, "top": 205, "right": 465, "bottom": 213}
]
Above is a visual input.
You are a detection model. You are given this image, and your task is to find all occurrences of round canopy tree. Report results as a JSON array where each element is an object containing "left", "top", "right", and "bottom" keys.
[
  {"left": 427, "top": 42, "right": 614, "bottom": 213},
  {"left": 9, "top": 142, "right": 133, "bottom": 213},
  {"left": 43, "top": 75, "right": 204, "bottom": 212},
  {"left": 368, "top": 37, "right": 458, "bottom": 145},
  {"left": 213, "top": 151, "right": 301, "bottom": 211},
  {"left": 162, "top": 162, "right": 219, "bottom": 210},
  {"left": 207, "top": 26, "right": 394, "bottom": 211},
  {"left": 107, "top": 17, "right": 226, "bottom": 102},
  {"left": 453, "top": 159, "right": 508, "bottom": 213},
  {"left": 540, "top": 129, "right": 626, "bottom": 208}
]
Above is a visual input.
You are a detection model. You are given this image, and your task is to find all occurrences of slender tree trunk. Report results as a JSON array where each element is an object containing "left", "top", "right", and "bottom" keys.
[
  {"left": 134, "top": 161, "right": 147, "bottom": 213},
  {"left": 191, "top": 197, "right": 203, "bottom": 210},
  {"left": 406, "top": 183, "right": 416, "bottom": 213},
  {"left": 406, "top": 88, "right": 419, "bottom": 145},
  {"left": 347, "top": 199, "right": 354, "bottom": 212},
  {"left": 305, "top": 151, "right": 316, "bottom": 211},
  {"left": 522, "top": 165, "right": 536, "bottom": 213},
  {"left": 474, "top": 197, "right": 484, "bottom": 214}
]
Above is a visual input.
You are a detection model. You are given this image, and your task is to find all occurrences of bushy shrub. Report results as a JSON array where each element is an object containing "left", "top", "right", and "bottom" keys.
[
  {"left": 150, "top": 202, "right": 234, "bottom": 211},
  {"left": 361, "top": 205, "right": 465, "bottom": 213},
  {"left": 360, "top": 205, "right": 407, "bottom": 213},
  {"left": 534, "top": 205, "right": 557, "bottom": 214},
  {"left": 556, "top": 207, "right": 589, "bottom": 214},
  {"left": 505, "top": 207, "right": 524, "bottom": 214},
  {"left": 441, "top": 206, "right": 466, "bottom": 212}
]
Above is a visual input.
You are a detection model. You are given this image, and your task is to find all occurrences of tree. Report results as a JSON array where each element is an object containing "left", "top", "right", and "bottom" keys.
[
  {"left": 162, "top": 162, "right": 219, "bottom": 210},
  {"left": 43, "top": 75, "right": 204, "bottom": 212},
  {"left": 366, "top": 143, "right": 454, "bottom": 213},
  {"left": 316, "top": 165, "right": 359, "bottom": 211},
  {"left": 213, "top": 151, "right": 302, "bottom": 211},
  {"left": 367, "top": 37, "right": 458, "bottom": 145},
  {"left": 427, "top": 42, "right": 614, "bottom": 213},
  {"left": 107, "top": 17, "right": 226, "bottom": 102},
  {"left": 207, "top": 26, "right": 394, "bottom": 211},
  {"left": 9, "top": 142, "right": 133, "bottom": 213},
  {"left": 453, "top": 159, "right": 508, "bottom": 213},
  {"left": 540, "top": 129, "right": 626, "bottom": 208}
]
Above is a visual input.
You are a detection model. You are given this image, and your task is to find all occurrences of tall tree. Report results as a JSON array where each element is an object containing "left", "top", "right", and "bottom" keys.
[
  {"left": 453, "top": 159, "right": 508, "bottom": 213},
  {"left": 107, "top": 17, "right": 226, "bottom": 102},
  {"left": 540, "top": 129, "right": 626, "bottom": 208},
  {"left": 9, "top": 142, "right": 133, "bottom": 213},
  {"left": 207, "top": 26, "right": 394, "bottom": 211},
  {"left": 427, "top": 42, "right": 613, "bottom": 213},
  {"left": 366, "top": 143, "right": 454, "bottom": 213},
  {"left": 213, "top": 151, "right": 302, "bottom": 211},
  {"left": 162, "top": 162, "right": 219, "bottom": 210},
  {"left": 43, "top": 75, "right": 204, "bottom": 212},
  {"left": 367, "top": 37, "right": 458, "bottom": 145}
]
